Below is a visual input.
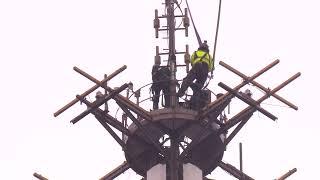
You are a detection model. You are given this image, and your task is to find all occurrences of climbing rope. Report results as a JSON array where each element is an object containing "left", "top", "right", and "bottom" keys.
[{"left": 203, "top": 0, "right": 223, "bottom": 90}]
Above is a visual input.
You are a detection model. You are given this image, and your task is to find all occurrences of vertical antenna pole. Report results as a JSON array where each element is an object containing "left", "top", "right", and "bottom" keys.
[
  {"left": 166, "top": 0, "right": 177, "bottom": 108},
  {"left": 104, "top": 74, "right": 109, "bottom": 112},
  {"left": 239, "top": 142, "right": 243, "bottom": 179},
  {"left": 165, "top": 1, "right": 180, "bottom": 179}
]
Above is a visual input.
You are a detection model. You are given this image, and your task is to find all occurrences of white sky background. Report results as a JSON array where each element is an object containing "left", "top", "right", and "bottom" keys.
[{"left": 0, "top": 0, "right": 319, "bottom": 179}]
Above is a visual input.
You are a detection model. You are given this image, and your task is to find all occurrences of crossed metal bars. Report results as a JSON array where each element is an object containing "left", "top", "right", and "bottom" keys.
[{"left": 53, "top": 59, "right": 300, "bottom": 180}]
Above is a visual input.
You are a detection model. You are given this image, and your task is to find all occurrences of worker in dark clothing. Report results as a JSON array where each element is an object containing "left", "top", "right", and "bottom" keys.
[
  {"left": 151, "top": 65, "right": 171, "bottom": 109},
  {"left": 177, "top": 41, "right": 214, "bottom": 97}
]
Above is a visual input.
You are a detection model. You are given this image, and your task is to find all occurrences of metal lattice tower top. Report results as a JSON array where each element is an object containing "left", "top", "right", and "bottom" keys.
[{"left": 52, "top": 1, "right": 300, "bottom": 180}]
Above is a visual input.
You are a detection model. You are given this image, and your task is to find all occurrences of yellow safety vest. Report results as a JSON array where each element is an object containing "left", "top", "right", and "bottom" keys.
[{"left": 191, "top": 50, "right": 214, "bottom": 71}]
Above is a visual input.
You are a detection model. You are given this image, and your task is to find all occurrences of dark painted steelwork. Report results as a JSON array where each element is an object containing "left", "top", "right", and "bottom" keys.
[
  {"left": 218, "top": 161, "right": 254, "bottom": 180},
  {"left": 54, "top": 65, "right": 126, "bottom": 117},
  {"left": 166, "top": 0, "right": 177, "bottom": 108},
  {"left": 77, "top": 96, "right": 126, "bottom": 149},
  {"left": 71, "top": 83, "right": 128, "bottom": 124},
  {"left": 117, "top": 102, "right": 166, "bottom": 156},
  {"left": 99, "top": 161, "right": 130, "bottom": 180},
  {"left": 224, "top": 114, "right": 252, "bottom": 146},
  {"left": 78, "top": 98, "right": 131, "bottom": 136},
  {"left": 54, "top": 0, "right": 302, "bottom": 178},
  {"left": 239, "top": 143, "right": 243, "bottom": 180}
]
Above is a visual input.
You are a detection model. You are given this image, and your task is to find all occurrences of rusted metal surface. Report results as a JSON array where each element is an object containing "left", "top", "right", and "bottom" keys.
[
  {"left": 277, "top": 168, "right": 297, "bottom": 180},
  {"left": 220, "top": 61, "right": 298, "bottom": 110},
  {"left": 73, "top": 66, "right": 151, "bottom": 121},
  {"left": 201, "top": 59, "right": 280, "bottom": 118},
  {"left": 70, "top": 83, "right": 128, "bottom": 124},
  {"left": 33, "top": 173, "right": 48, "bottom": 180},
  {"left": 53, "top": 65, "right": 127, "bottom": 117},
  {"left": 221, "top": 72, "right": 301, "bottom": 132},
  {"left": 218, "top": 82, "right": 277, "bottom": 120},
  {"left": 99, "top": 161, "right": 130, "bottom": 180},
  {"left": 218, "top": 161, "right": 254, "bottom": 180}
]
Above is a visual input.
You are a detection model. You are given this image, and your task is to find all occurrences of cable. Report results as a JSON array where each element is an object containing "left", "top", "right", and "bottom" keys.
[
  {"left": 185, "top": 0, "right": 202, "bottom": 45},
  {"left": 174, "top": 0, "right": 184, "bottom": 28},
  {"left": 202, "top": 0, "right": 223, "bottom": 89},
  {"left": 212, "top": 0, "right": 222, "bottom": 64}
]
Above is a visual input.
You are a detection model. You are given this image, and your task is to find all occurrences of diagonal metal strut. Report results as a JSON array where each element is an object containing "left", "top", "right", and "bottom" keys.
[
  {"left": 200, "top": 59, "right": 280, "bottom": 119},
  {"left": 219, "top": 161, "right": 254, "bottom": 180},
  {"left": 117, "top": 102, "right": 166, "bottom": 157},
  {"left": 220, "top": 72, "right": 301, "bottom": 133},
  {"left": 70, "top": 83, "right": 128, "bottom": 124},
  {"left": 54, "top": 65, "right": 127, "bottom": 117},
  {"left": 99, "top": 161, "right": 130, "bottom": 180},
  {"left": 218, "top": 82, "right": 277, "bottom": 120},
  {"left": 220, "top": 60, "right": 298, "bottom": 110}
]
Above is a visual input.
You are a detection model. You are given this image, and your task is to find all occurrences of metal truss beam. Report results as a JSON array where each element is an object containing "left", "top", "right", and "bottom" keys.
[
  {"left": 117, "top": 102, "right": 166, "bottom": 157},
  {"left": 54, "top": 65, "right": 127, "bottom": 117},
  {"left": 95, "top": 113, "right": 127, "bottom": 149},
  {"left": 73, "top": 66, "right": 151, "bottom": 121},
  {"left": 74, "top": 98, "right": 130, "bottom": 135},
  {"left": 75, "top": 96, "right": 127, "bottom": 149},
  {"left": 218, "top": 82, "right": 277, "bottom": 121},
  {"left": 220, "top": 72, "right": 300, "bottom": 133},
  {"left": 218, "top": 161, "right": 254, "bottom": 180},
  {"left": 224, "top": 113, "right": 252, "bottom": 146},
  {"left": 220, "top": 61, "right": 298, "bottom": 110},
  {"left": 99, "top": 161, "right": 130, "bottom": 180},
  {"left": 70, "top": 83, "right": 128, "bottom": 124},
  {"left": 200, "top": 59, "right": 280, "bottom": 119}
]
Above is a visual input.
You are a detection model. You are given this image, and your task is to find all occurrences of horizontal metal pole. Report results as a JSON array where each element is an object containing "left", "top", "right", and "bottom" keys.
[
  {"left": 222, "top": 72, "right": 301, "bottom": 132},
  {"left": 73, "top": 66, "right": 151, "bottom": 121},
  {"left": 277, "top": 168, "right": 297, "bottom": 180},
  {"left": 158, "top": 28, "right": 186, "bottom": 31},
  {"left": 220, "top": 60, "right": 298, "bottom": 110},
  {"left": 70, "top": 83, "right": 128, "bottom": 124},
  {"left": 77, "top": 98, "right": 131, "bottom": 136},
  {"left": 53, "top": 65, "right": 127, "bottom": 117},
  {"left": 268, "top": 72, "right": 301, "bottom": 97},
  {"left": 100, "top": 161, "right": 130, "bottom": 180},
  {"left": 218, "top": 161, "right": 254, "bottom": 180},
  {"left": 33, "top": 173, "right": 48, "bottom": 180},
  {"left": 218, "top": 82, "right": 277, "bottom": 120},
  {"left": 159, "top": 51, "right": 186, "bottom": 55},
  {"left": 202, "top": 60, "right": 280, "bottom": 118}
]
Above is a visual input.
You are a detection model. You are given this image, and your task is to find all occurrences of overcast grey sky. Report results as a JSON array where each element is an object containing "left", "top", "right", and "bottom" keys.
[{"left": 0, "top": 0, "right": 319, "bottom": 179}]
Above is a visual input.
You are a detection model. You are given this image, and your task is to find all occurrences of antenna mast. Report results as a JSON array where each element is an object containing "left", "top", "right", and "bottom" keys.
[
  {"left": 166, "top": 0, "right": 177, "bottom": 107},
  {"left": 53, "top": 1, "right": 300, "bottom": 180}
]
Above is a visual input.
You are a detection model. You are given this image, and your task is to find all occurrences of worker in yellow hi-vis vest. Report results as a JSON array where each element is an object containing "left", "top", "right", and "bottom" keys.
[{"left": 177, "top": 41, "right": 214, "bottom": 97}]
